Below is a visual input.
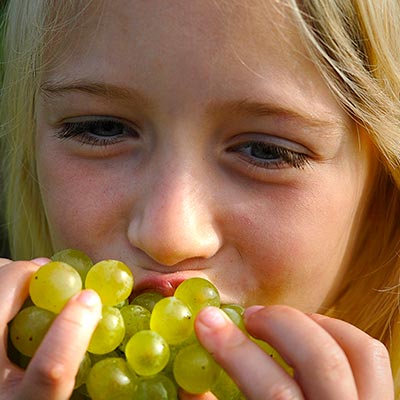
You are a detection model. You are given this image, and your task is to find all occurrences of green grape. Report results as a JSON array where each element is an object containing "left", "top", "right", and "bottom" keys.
[
  {"left": 51, "top": 248, "right": 93, "bottom": 283},
  {"left": 252, "top": 338, "right": 293, "bottom": 376},
  {"left": 134, "top": 374, "right": 178, "bottom": 400},
  {"left": 89, "top": 349, "right": 123, "bottom": 365},
  {"left": 85, "top": 260, "right": 134, "bottom": 306},
  {"left": 86, "top": 357, "right": 137, "bottom": 400},
  {"left": 131, "top": 291, "right": 163, "bottom": 312},
  {"left": 88, "top": 306, "right": 125, "bottom": 354},
  {"left": 174, "top": 277, "right": 220, "bottom": 316},
  {"left": 163, "top": 334, "right": 198, "bottom": 379},
  {"left": 125, "top": 330, "right": 170, "bottom": 376},
  {"left": 150, "top": 297, "right": 193, "bottom": 345},
  {"left": 74, "top": 352, "right": 92, "bottom": 389},
  {"left": 222, "top": 303, "right": 245, "bottom": 315},
  {"left": 173, "top": 343, "right": 222, "bottom": 394},
  {"left": 10, "top": 306, "right": 55, "bottom": 357},
  {"left": 119, "top": 304, "right": 151, "bottom": 352},
  {"left": 29, "top": 261, "right": 82, "bottom": 313},
  {"left": 211, "top": 369, "right": 244, "bottom": 400},
  {"left": 221, "top": 305, "right": 246, "bottom": 332}
]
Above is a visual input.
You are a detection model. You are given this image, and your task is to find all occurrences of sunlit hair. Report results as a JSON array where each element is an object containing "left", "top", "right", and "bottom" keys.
[{"left": 1, "top": 0, "right": 400, "bottom": 393}]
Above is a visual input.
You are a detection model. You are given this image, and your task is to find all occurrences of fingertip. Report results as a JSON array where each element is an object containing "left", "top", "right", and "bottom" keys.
[
  {"left": 76, "top": 289, "right": 101, "bottom": 310},
  {"left": 30, "top": 257, "right": 51, "bottom": 266},
  {"left": 196, "top": 306, "right": 231, "bottom": 330},
  {"left": 243, "top": 305, "right": 264, "bottom": 321}
]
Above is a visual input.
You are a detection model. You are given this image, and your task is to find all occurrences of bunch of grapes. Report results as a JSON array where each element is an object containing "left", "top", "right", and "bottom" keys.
[{"left": 8, "top": 249, "right": 291, "bottom": 400}]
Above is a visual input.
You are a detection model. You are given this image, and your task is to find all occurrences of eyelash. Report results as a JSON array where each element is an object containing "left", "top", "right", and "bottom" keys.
[
  {"left": 55, "top": 120, "right": 309, "bottom": 170},
  {"left": 54, "top": 118, "right": 138, "bottom": 146},
  {"left": 228, "top": 141, "right": 310, "bottom": 169}
]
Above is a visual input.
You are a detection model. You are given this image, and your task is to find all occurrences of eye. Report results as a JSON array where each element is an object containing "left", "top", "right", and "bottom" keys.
[
  {"left": 228, "top": 141, "right": 310, "bottom": 169},
  {"left": 55, "top": 117, "right": 139, "bottom": 146}
]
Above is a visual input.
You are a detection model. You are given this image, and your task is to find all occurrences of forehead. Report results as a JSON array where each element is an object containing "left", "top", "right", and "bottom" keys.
[{"left": 43, "top": 0, "right": 346, "bottom": 121}]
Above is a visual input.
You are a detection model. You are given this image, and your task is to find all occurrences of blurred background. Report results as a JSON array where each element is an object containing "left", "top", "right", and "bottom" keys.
[{"left": 0, "top": 0, "right": 10, "bottom": 258}]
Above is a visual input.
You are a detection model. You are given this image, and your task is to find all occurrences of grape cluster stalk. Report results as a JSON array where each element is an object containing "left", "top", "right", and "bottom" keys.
[{"left": 8, "top": 249, "right": 291, "bottom": 400}]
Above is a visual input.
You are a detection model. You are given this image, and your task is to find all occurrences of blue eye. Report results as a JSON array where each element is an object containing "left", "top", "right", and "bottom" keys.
[
  {"left": 229, "top": 141, "right": 309, "bottom": 169},
  {"left": 55, "top": 118, "right": 139, "bottom": 146}
]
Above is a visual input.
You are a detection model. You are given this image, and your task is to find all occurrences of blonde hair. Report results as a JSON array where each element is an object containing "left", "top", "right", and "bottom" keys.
[{"left": 1, "top": 0, "right": 400, "bottom": 393}]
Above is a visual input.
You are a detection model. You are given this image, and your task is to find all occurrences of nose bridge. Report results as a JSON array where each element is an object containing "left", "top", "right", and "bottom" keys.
[{"left": 128, "top": 152, "right": 221, "bottom": 266}]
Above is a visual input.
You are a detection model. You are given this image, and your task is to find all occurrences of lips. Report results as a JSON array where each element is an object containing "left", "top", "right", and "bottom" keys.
[{"left": 129, "top": 270, "right": 210, "bottom": 301}]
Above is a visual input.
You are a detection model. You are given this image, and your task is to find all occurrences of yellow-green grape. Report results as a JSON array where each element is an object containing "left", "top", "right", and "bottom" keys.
[
  {"left": 131, "top": 291, "right": 163, "bottom": 312},
  {"left": 174, "top": 277, "right": 220, "bottom": 317},
  {"left": 221, "top": 305, "right": 246, "bottom": 332},
  {"left": 85, "top": 260, "right": 133, "bottom": 306},
  {"left": 51, "top": 248, "right": 93, "bottom": 284},
  {"left": 88, "top": 306, "right": 125, "bottom": 354},
  {"left": 222, "top": 303, "right": 245, "bottom": 315},
  {"left": 29, "top": 261, "right": 82, "bottom": 313},
  {"left": 86, "top": 357, "right": 137, "bottom": 400},
  {"left": 89, "top": 350, "right": 123, "bottom": 365},
  {"left": 119, "top": 304, "right": 151, "bottom": 352},
  {"left": 173, "top": 343, "right": 222, "bottom": 394},
  {"left": 135, "top": 374, "right": 178, "bottom": 400},
  {"left": 163, "top": 334, "right": 198, "bottom": 379},
  {"left": 10, "top": 306, "right": 55, "bottom": 357},
  {"left": 74, "top": 352, "right": 92, "bottom": 389},
  {"left": 125, "top": 330, "right": 170, "bottom": 376},
  {"left": 211, "top": 369, "right": 244, "bottom": 400},
  {"left": 150, "top": 297, "right": 193, "bottom": 345},
  {"left": 253, "top": 338, "right": 293, "bottom": 376}
]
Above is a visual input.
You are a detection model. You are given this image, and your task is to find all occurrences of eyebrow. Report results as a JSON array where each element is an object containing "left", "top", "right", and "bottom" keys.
[{"left": 40, "top": 78, "right": 344, "bottom": 130}]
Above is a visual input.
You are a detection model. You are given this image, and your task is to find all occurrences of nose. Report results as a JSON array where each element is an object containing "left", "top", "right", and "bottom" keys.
[{"left": 127, "top": 165, "right": 222, "bottom": 267}]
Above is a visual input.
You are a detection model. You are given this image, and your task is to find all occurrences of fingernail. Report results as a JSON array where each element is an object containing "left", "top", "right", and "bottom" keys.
[
  {"left": 197, "top": 307, "right": 229, "bottom": 329},
  {"left": 77, "top": 289, "right": 100, "bottom": 308},
  {"left": 30, "top": 257, "right": 50, "bottom": 266},
  {"left": 244, "top": 305, "right": 264, "bottom": 320}
]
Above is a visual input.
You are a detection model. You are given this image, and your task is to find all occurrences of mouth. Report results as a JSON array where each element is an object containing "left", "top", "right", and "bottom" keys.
[{"left": 129, "top": 270, "right": 208, "bottom": 301}]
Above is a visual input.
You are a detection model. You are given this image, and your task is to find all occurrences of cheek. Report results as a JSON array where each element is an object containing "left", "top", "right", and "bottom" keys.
[
  {"left": 36, "top": 148, "right": 132, "bottom": 251},
  {"left": 227, "top": 174, "right": 367, "bottom": 310}
]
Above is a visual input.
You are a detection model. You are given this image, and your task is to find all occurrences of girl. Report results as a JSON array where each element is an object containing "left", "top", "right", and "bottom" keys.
[{"left": 1, "top": 0, "right": 399, "bottom": 398}]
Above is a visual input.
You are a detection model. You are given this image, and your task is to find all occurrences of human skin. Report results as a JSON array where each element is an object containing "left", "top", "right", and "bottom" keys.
[{"left": 0, "top": 0, "right": 393, "bottom": 399}]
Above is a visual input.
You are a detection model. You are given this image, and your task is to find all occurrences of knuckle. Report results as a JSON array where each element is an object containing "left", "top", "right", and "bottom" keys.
[{"left": 33, "top": 359, "right": 67, "bottom": 388}]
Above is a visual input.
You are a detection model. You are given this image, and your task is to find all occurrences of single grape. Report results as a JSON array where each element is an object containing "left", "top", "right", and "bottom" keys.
[
  {"left": 89, "top": 349, "right": 123, "bottom": 365},
  {"left": 119, "top": 304, "right": 151, "bottom": 352},
  {"left": 134, "top": 374, "right": 178, "bottom": 400},
  {"left": 10, "top": 306, "right": 55, "bottom": 357},
  {"left": 85, "top": 260, "right": 133, "bottom": 306},
  {"left": 125, "top": 330, "right": 170, "bottom": 376},
  {"left": 150, "top": 297, "right": 193, "bottom": 345},
  {"left": 221, "top": 305, "right": 246, "bottom": 332},
  {"left": 51, "top": 248, "right": 93, "bottom": 283},
  {"left": 131, "top": 291, "right": 163, "bottom": 312},
  {"left": 211, "top": 369, "right": 244, "bottom": 399},
  {"left": 88, "top": 306, "right": 125, "bottom": 354},
  {"left": 86, "top": 357, "right": 137, "bottom": 400},
  {"left": 74, "top": 352, "right": 92, "bottom": 389},
  {"left": 174, "top": 277, "right": 220, "bottom": 316},
  {"left": 29, "top": 261, "right": 82, "bottom": 313},
  {"left": 173, "top": 343, "right": 222, "bottom": 394}
]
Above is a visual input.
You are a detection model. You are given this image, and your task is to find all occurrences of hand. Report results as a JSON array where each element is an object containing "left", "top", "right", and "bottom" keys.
[
  {"left": 0, "top": 258, "right": 102, "bottom": 400},
  {"left": 185, "top": 305, "right": 394, "bottom": 400}
]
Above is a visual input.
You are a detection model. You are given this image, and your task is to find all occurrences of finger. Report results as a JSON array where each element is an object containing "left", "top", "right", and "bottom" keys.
[
  {"left": 179, "top": 389, "right": 218, "bottom": 400},
  {"left": 244, "top": 305, "right": 358, "bottom": 400},
  {"left": 309, "top": 314, "right": 394, "bottom": 400},
  {"left": 18, "top": 289, "right": 101, "bottom": 400},
  {"left": 195, "top": 306, "right": 304, "bottom": 400},
  {"left": 0, "top": 260, "right": 49, "bottom": 361}
]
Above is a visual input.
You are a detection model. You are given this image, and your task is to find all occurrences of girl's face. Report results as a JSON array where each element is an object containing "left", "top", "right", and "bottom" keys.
[{"left": 36, "top": 0, "right": 375, "bottom": 311}]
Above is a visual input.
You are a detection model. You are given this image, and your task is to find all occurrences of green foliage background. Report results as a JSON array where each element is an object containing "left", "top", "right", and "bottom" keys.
[{"left": 0, "top": 0, "right": 10, "bottom": 258}]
